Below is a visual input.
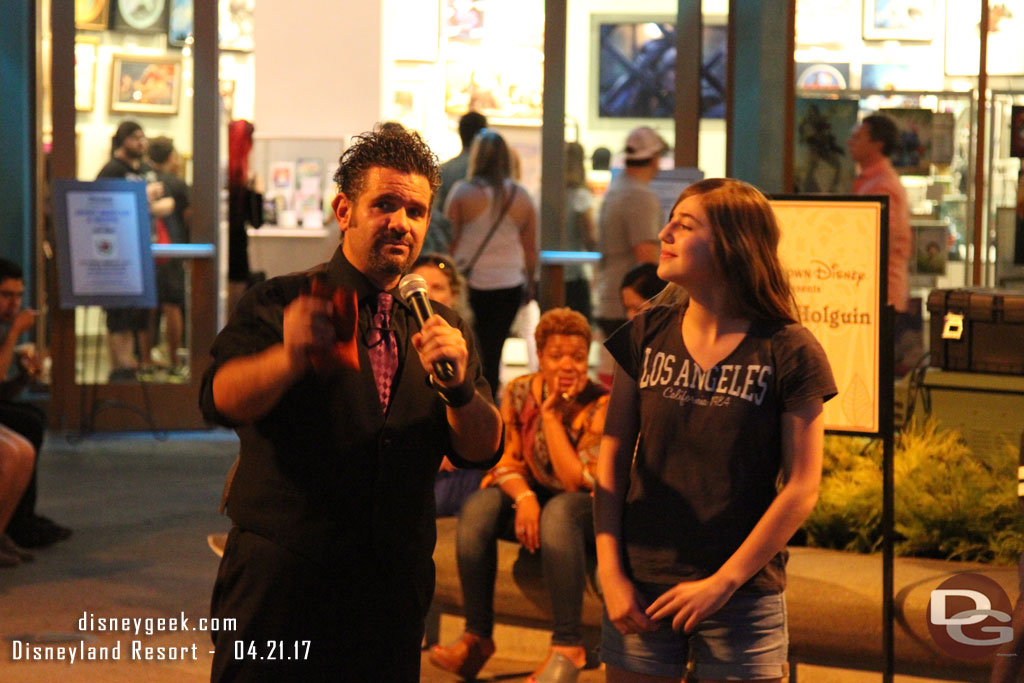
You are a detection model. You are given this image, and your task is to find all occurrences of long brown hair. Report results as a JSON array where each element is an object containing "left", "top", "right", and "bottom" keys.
[
  {"left": 467, "top": 129, "right": 512, "bottom": 205},
  {"left": 653, "top": 178, "right": 799, "bottom": 323}
]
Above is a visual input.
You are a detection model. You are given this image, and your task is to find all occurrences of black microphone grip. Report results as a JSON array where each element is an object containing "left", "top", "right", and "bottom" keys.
[{"left": 407, "top": 292, "right": 456, "bottom": 382}]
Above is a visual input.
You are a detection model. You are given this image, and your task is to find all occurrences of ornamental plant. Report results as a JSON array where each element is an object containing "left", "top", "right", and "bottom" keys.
[{"left": 802, "top": 418, "right": 1024, "bottom": 564}]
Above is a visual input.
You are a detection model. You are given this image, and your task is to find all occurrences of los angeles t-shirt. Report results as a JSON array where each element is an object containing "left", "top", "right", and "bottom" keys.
[{"left": 605, "top": 303, "right": 837, "bottom": 593}]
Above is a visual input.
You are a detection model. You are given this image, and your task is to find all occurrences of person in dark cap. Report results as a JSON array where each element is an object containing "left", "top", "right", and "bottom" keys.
[{"left": 96, "top": 121, "right": 174, "bottom": 381}]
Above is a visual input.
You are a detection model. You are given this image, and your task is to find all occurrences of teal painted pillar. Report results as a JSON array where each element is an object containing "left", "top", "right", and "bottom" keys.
[
  {"left": 0, "top": 0, "right": 35, "bottom": 293},
  {"left": 726, "top": 0, "right": 794, "bottom": 193}
]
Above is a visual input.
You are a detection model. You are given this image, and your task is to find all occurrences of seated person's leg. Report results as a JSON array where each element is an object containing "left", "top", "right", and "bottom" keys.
[
  {"left": 0, "top": 425, "right": 35, "bottom": 566},
  {"left": 538, "top": 490, "right": 593, "bottom": 672},
  {"left": 0, "top": 401, "right": 70, "bottom": 547}
]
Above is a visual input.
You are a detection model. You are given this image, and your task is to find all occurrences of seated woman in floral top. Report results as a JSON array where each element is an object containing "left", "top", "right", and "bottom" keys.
[{"left": 429, "top": 308, "right": 608, "bottom": 683}]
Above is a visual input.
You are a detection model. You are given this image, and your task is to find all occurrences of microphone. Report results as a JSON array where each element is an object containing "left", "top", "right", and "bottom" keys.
[{"left": 399, "top": 274, "right": 456, "bottom": 382}]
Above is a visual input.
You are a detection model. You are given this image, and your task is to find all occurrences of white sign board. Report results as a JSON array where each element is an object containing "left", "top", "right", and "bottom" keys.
[
  {"left": 52, "top": 179, "right": 157, "bottom": 310},
  {"left": 66, "top": 190, "right": 146, "bottom": 297}
]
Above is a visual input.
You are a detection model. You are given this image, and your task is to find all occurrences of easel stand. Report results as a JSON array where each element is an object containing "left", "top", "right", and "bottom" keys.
[{"left": 68, "top": 307, "right": 164, "bottom": 443}]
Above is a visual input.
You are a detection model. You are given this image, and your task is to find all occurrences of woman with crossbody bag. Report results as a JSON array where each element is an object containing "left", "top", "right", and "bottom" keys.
[{"left": 447, "top": 129, "right": 538, "bottom": 396}]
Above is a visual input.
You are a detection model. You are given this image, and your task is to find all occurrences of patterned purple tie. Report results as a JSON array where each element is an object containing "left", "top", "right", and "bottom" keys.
[{"left": 368, "top": 292, "right": 398, "bottom": 411}]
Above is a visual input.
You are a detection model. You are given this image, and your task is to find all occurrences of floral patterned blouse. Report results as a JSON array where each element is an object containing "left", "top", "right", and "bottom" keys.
[{"left": 484, "top": 373, "right": 609, "bottom": 493}]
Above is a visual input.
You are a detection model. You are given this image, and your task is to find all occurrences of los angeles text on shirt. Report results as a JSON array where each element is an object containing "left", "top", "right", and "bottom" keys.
[{"left": 637, "top": 347, "right": 772, "bottom": 406}]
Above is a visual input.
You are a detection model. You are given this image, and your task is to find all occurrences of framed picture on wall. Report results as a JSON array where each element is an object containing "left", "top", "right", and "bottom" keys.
[
  {"left": 881, "top": 107, "right": 933, "bottom": 175},
  {"left": 111, "top": 0, "right": 169, "bottom": 34},
  {"left": 1011, "top": 106, "right": 1024, "bottom": 159},
  {"left": 860, "top": 63, "right": 921, "bottom": 90},
  {"left": 913, "top": 224, "right": 948, "bottom": 274},
  {"left": 592, "top": 14, "right": 727, "bottom": 121},
  {"left": 75, "top": 40, "right": 99, "bottom": 112},
  {"left": 392, "top": 81, "right": 427, "bottom": 134},
  {"left": 443, "top": 0, "right": 544, "bottom": 123},
  {"left": 795, "top": 62, "right": 850, "bottom": 90},
  {"left": 220, "top": 0, "right": 255, "bottom": 52},
  {"left": 168, "top": 0, "right": 193, "bottom": 47},
  {"left": 110, "top": 55, "right": 181, "bottom": 114},
  {"left": 945, "top": 0, "right": 1024, "bottom": 76},
  {"left": 862, "top": 0, "right": 934, "bottom": 41},
  {"left": 76, "top": 0, "right": 111, "bottom": 30},
  {"left": 793, "top": 97, "right": 858, "bottom": 193}
]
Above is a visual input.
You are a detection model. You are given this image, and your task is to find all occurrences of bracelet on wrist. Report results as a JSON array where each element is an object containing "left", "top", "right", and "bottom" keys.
[
  {"left": 513, "top": 490, "right": 536, "bottom": 508},
  {"left": 430, "top": 376, "right": 475, "bottom": 408}
]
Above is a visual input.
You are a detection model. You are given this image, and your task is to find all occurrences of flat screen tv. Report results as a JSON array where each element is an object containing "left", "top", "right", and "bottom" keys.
[{"left": 595, "top": 17, "right": 726, "bottom": 120}]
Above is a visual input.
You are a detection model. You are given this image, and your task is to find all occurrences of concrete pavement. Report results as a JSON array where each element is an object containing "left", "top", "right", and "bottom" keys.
[{"left": 0, "top": 431, "right": 972, "bottom": 682}]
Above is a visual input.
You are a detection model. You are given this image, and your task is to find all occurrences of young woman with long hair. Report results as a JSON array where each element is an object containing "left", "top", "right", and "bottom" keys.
[{"left": 594, "top": 178, "right": 836, "bottom": 682}]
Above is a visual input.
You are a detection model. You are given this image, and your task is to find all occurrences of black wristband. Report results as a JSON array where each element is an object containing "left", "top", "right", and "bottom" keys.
[{"left": 430, "top": 376, "right": 476, "bottom": 408}]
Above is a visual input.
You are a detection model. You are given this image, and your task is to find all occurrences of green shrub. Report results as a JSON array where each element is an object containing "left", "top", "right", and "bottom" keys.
[{"left": 802, "top": 418, "right": 1024, "bottom": 564}]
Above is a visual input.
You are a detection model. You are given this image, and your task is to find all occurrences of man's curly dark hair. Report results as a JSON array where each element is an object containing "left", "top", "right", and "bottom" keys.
[{"left": 332, "top": 124, "right": 441, "bottom": 203}]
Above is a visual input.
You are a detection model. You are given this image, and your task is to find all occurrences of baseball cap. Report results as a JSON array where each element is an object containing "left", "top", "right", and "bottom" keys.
[{"left": 624, "top": 126, "right": 668, "bottom": 161}]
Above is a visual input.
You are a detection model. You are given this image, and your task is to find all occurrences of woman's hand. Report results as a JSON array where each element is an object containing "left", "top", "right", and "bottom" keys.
[
  {"left": 513, "top": 494, "right": 541, "bottom": 553},
  {"left": 645, "top": 573, "right": 737, "bottom": 633},
  {"left": 601, "top": 569, "right": 656, "bottom": 635},
  {"left": 539, "top": 383, "right": 575, "bottom": 421}
]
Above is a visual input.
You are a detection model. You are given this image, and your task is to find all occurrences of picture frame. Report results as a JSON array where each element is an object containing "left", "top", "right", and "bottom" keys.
[
  {"left": 591, "top": 14, "right": 728, "bottom": 123},
  {"left": 861, "top": 63, "right": 919, "bottom": 91},
  {"left": 392, "top": 80, "right": 427, "bottom": 134},
  {"left": 881, "top": 107, "right": 933, "bottom": 175},
  {"left": 75, "top": 0, "right": 111, "bottom": 30},
  {"left": 168, "top": 0, "right": 193, "bottom": 47},
  {"left": 945, "top": 0, "right": 1024, "bottom": 76},
  {"left": 110, "top": 54, "right": 181, "bottom": 115},
  {"left": 219, "top": 0, "right": 255, "bottom": 52},
  {"left": 111, "top": 0, "right": 169, "bottom": 34},
  {"left": 793, "top": 97, "right": 859, "bottom": 193},
  {"left": 75, "top": 40, "right": 99, "bottom": 113},
  {"left": 1011, "top": 106, "right": 1024, "bottom": 159},
  {"left": 443, "top": 0, "right": 544, "bottom": 124},
  {"left": 913, "top": 224, "right": 949, "bottom": 275},
  {"left": 862, "top": 0, "right": 934, "bottom": 42},
  {"left": 795, "top": 62, "right": 850, "bottom": 90}
]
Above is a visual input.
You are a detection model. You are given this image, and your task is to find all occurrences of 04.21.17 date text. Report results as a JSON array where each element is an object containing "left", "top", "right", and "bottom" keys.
[{"left": 233, "top": 640, "right": 311, "bottom": 661}]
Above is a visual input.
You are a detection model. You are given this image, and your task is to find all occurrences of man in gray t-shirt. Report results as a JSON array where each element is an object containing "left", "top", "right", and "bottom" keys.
[{"left": 594, "top": 127, "right": 666, "bottom": 337}]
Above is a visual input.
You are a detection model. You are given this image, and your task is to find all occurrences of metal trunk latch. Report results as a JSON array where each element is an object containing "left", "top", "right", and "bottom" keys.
[{"left": 942, "top": 312, "right": 964, "bottom": 340}]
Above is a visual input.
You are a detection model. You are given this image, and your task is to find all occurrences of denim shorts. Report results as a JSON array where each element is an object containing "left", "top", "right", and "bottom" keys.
[{"left": 600, "top": 582, "right": 788, "bottom": 680}]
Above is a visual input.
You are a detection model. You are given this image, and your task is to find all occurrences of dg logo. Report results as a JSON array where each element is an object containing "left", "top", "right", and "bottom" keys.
[{"left": 928, "top": 573, "right": 1014, "bottom": 659}]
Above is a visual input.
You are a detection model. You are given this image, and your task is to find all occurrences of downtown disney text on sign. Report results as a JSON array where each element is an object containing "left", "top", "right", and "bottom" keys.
[{"left": 771, "top": 199, "right": 883, "bottom": 434}]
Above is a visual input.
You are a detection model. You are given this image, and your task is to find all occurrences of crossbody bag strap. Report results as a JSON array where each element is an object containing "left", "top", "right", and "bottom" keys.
[{"left": 462, "top": 184, "right": 518, "bottom": 277}]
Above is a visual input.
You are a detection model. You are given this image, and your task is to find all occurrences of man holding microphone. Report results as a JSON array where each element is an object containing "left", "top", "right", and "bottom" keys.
[{"left": 200, "top": 125, "right": 503, "bottom": 682}]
